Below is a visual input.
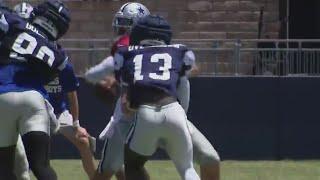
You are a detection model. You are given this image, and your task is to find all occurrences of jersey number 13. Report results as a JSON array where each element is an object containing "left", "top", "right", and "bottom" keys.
[{"left": 133, "top": 53, "right": 172, "bottom": 81}]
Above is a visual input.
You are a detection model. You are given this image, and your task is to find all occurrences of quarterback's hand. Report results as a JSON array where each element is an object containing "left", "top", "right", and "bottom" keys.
[{"left": 74, "top": 126, "right": 89, "bottom": 139}]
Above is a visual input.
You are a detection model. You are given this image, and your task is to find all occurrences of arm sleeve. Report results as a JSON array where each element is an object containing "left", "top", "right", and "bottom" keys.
[{"left": 84, "top": 56, "right": 115, "bottom": 84}]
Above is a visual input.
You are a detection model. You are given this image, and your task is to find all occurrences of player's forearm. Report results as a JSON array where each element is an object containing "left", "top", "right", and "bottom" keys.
[
  {"left": 84, "top": 56, "right": 115, "bottom": 84},
  {"left": 85, "top": 66, "right": 108, "bottom": 84},
  {"left": 67, "top": 91, "right": 79, "bottom": 122}
]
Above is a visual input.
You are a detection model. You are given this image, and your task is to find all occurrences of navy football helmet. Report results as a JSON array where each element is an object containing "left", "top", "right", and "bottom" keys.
[
  {"left": 0, "top": 1, "right": 12, "bottom": 14},
  {"left": 32, "top": 0, "right": 70, "bottom": 40},
  {"left": 130, "top": 15, "right": 172, "bottom": 45}
]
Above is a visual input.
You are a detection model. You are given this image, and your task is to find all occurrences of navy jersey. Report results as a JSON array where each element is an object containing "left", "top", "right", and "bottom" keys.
[
  {"left": 0, "top": 12, "right": 68, "bottom": 96},
  {"left": 45, "top": 63, "right": 79, "bottom": 115},
  {"left": 114, "top": 44, "right": 195, "bottom": 99}
]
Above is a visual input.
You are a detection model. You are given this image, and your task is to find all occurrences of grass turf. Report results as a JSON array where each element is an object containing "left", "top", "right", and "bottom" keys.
[{"left": 30, "top": 160, "right": 320, "bottom": 180}]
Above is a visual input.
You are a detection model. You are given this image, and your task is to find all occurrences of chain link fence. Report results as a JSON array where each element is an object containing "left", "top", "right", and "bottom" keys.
[{"left": 59, "top": 38, "right": 320, "bottom": 76}]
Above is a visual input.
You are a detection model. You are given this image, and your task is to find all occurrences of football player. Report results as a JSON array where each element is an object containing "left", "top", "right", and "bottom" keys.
[
  {"left": 0, "top": 1, "right": 69, "bottom": 179},
  {"left": 44, "top": 62, "right": 97, "bottom": 179},
  {"left": 13, "top": 1, "right": 97, "bottom": 179},
  {"left": 85, "top": 2, "right": 220, "bottom": 180},
  {"left": 114, "top": 14, "right": 200, "bottom": 180},
  {"left": 12, "top": 3, "right": 36, "bottom": 180},
  {"left": 85, "top": 3, "right": 149, "bottom": 180}
]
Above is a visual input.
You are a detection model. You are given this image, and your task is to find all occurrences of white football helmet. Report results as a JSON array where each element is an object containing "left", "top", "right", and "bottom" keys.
[
  {"left": 13, "top": 2, "right": 34, "bottom": 19},
  {"left": 112, "top": 2, "right": 150, "bottom": 34}
]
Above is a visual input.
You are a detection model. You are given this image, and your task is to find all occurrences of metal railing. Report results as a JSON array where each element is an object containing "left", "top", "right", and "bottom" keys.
[{"left": 59, "top": 38, "right": 320, "bottom": 76}]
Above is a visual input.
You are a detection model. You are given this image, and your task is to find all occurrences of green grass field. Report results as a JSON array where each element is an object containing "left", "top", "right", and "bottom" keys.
[{"left": 30, "top": 160, "right": 320, "bottom": 180}]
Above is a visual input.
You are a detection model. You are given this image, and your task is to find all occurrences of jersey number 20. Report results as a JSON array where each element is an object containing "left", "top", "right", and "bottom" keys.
[{"left": 133, "top": 53, "right": 172, "bottom": 81}]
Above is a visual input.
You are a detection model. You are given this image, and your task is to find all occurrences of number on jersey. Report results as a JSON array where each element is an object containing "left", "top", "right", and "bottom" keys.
[
  {"left": 133, "top": 53, "right": 172, "bottom": 81},
  {"left": 11, "top": 32, "right": 55, "bottom": 66}
]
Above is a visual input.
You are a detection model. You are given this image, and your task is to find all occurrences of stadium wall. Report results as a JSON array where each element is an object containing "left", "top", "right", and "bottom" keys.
[
  {"left": 51, "top": 77, "right": 320, "bottom": 160},
  {"left": 5, "top": 0, "right": 281, "bottom": 75},
  {"left": 6, "top": 0, "right": 280, "bottom": 39}
]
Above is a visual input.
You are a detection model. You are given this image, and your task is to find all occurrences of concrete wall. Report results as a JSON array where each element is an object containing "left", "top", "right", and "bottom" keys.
[
  {"left": 6, "top": 0, "right": 280, "bottom": 39},
  {"left": 4, "top": 0, "right": 280, "bottom": 75}
]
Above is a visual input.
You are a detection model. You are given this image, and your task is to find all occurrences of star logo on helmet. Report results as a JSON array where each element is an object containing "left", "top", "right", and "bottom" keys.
[{"left": 138, "top": 7, "right": 145, "bottom": 14}]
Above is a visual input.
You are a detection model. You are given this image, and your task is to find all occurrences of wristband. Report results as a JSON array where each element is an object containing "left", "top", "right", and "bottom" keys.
[{"left": 73, "top": 120, "right": 80, "bottom": 128}]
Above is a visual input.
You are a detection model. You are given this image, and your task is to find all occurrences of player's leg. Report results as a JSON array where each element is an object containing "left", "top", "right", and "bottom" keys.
[
  {"left": 124, "top": 106, "right": 163, "bottom": 180},
  {"left": 93, "top": 138, "right": 113, "bottom": 180},
  {"left": 59, "top": 127, "right": 96, "bottom": 179},
  {"left": 58, "top": 110, "right": 96, "bottom": 179},
  {"left": 124, "top": 144, "right": 150, "bottom": 180},
  {"left": 187, "top": 120, "right": 220, "bottom": 180},
  {"left": 94, "top": 99, "right": 127, "bottom": 180},
  {"left": 14, "top": 135, "right": 30, "bottom": 180},
  {"left": 19, "top": 91, "right": 57, "bottom": 180},
  {"left": 0, "top": 92, "right": 20, "bottom": 180},
  {"left": 22, "top": 132, "right": 56, "bottom": 180},
  {"left": 163, "top": 103, "right": 200, "bottom": 180},
  {"left": 0, "top": 145, "right": 17, "bottom": 180},
  {"left": 94, "top": 120, "right": 131, "bottom": 180},
  {"left": 177, "top": 76, "right": 220, "bottom": 179}
]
